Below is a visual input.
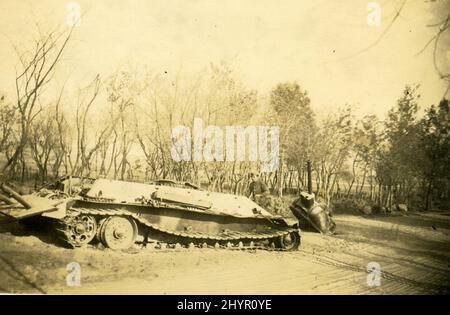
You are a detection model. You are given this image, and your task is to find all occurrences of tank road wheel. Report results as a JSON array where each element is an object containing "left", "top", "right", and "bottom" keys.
[
  {"left": 275, "top": 231, "right": 301, "bottom": 251},
  {"left": 100, "top": 216, "right": 138, "bottom": 250},
  {"left": 62, "top": 215, "right": 97, "bottom": 247},
  {"left": 96, "top": 218, "right": 107, "bottom": 244}
]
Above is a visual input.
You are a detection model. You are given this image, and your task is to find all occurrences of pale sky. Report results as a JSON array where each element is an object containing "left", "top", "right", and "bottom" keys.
[{"left": 0, "top": 0, "right": 448, "bottom": 119}]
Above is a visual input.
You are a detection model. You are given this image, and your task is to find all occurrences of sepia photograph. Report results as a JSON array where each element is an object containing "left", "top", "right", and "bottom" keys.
[{"left": 0, "top": 0, "right": 449, "bottom": 298}]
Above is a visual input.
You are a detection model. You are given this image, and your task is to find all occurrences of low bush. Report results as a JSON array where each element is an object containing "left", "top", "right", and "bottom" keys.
[{"left": 331, "top": 198, "right": 375, "bottom": 215}]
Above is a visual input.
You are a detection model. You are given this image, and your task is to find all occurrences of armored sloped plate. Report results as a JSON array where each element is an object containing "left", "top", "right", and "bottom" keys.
[{"left": 0, "top": 195, "right": 59, "bottom": 220}]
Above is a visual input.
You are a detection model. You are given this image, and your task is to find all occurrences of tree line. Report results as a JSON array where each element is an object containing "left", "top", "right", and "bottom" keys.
[{"left": 0, "top": 27, "right": 448, "bottom": 212}]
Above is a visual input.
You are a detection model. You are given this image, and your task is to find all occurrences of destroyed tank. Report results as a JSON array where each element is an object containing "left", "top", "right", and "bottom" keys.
[
  {"left": 0, "top": 178, "right": 301, "bottom": 251},
  {"left": 289, "top": 161, "right": 336, "bottom": 235},
  {"left": 290, "top": 191, "right": 336, "bottom": 235}
]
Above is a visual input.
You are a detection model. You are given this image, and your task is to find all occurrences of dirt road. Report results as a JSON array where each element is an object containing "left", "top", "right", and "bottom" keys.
[{"left": 0, "top": 212, "right": 449, "bottom": 294}]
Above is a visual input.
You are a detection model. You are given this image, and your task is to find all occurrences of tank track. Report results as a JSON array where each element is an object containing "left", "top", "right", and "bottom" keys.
[
  {"left": 57, "top": 207, "right": 300, "bottom": 251},
  {"left": 302, "top": 250, "right": 449, "bottom": 294}
]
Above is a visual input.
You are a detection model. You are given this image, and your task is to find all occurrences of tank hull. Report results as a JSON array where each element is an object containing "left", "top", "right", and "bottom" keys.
[
  {"left": 0, "top": 180, "right": 301, "bottom": 251},
  {"left": 69, "top": 198, "right": 298, "bottom": 246}
]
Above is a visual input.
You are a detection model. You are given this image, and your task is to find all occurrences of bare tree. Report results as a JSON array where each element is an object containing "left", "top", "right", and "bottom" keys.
[
  {"left": 73, "top": 75, "right": 114, "bottom": 177},
  {"left": 106, "top": 70, "right": 145, "bottom": 180},
  {"left": 29, "top": 108, "right": 59, "bottom": 181},
  {"left": 53, "top": 87, "right": 72, "bottom": 176},
  {"left": 3, "top": 26, "right": 74, "bottom": 180},
  {"left": 0, "top": 95, "right": 18, "bottom": 168},
  {"left": 313, "top": 106, "right": 353, "bottom": 205}
]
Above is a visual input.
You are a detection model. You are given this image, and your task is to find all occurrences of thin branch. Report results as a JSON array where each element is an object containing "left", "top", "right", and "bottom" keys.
[
  {"left": 416, "top": 13, "right": 450, "bottom": 56},
  {"left": 334, "top": 0, "right": 407, "bottom": 62}
]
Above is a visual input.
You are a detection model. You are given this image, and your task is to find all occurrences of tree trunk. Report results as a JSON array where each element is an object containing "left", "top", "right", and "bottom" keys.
[{"left": 425, "top": 177, "right": 433, "bottom": 211}]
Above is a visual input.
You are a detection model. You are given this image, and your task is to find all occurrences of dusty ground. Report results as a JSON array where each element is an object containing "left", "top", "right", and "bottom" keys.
[{"left": 0, "top": 211, "right": 449, "bottom": 294}]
